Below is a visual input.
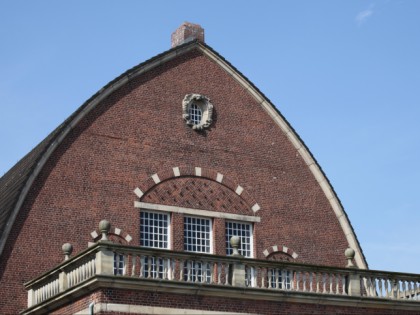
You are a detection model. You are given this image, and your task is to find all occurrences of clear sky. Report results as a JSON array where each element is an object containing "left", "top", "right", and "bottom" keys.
[{"left": 1, "top": 1, "right": 419, "bottom": 273}]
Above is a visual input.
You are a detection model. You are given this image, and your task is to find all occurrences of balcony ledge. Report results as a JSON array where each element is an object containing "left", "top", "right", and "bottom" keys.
[{"left": 21, "top": 274, "right": 420, "bottom": 315}]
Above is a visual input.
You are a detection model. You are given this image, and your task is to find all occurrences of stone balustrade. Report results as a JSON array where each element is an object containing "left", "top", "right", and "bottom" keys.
[
  {"left": 25, "top": 242, "right": 420, "bottom": 308},
  {"left": 23, "top": 221, "right": 420, "bottom": 310}
]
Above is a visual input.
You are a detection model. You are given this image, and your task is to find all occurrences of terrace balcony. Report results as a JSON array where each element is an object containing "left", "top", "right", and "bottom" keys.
[{"left": 22, "top": 221, "right": 420, "bottom": 314}]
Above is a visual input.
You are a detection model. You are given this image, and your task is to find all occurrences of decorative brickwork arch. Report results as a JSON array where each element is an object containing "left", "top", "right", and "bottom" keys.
[
  {"left": 90, "top": 226, "right": 132, "bottom": 245},
  {"left": 263, "top": 245, "right": 299, "bottom": 262},
  {"left": 133, "top": 166, "right": 260, "bottom": 214}
]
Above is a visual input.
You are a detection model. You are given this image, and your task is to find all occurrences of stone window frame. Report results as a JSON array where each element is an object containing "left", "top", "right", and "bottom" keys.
[{"left": 182, "top": 93, "right": 213, "bottom": 130}]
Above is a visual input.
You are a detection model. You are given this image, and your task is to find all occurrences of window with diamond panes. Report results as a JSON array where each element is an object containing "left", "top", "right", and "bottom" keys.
[
  {"left": 140, "top": 211, "right": 169, "bottom": 249},
  {"left": 225, "top": 221, "right": 253, "bottom": 258},
  {"left": 184, "top": 216, "right": 211, "bottom": 253},
  {"left": 189, "top": 103, "right": 202, "bottom": 125}
]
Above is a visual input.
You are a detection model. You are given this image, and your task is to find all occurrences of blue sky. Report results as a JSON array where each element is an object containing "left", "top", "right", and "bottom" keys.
[{"left": 1, "top": 1, "right": 419, "bottom": 273}]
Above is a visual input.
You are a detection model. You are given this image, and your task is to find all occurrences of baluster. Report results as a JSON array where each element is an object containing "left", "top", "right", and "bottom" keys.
[
  {"left": 396, "top": 279, "right": 401, "bottom": 299},
  {"left": 86, "top": 260, "right": 90, "bottom": 278},
  {"left": 170, "top": 258, "right": 175, "bottom": 280},
  {"left": 296, "top": 272, "right": 301, "bottom": 292},
  {"left": 335, "top": 274, "right": 339, "bottom": 294},
  {"left": 123, "top": 253, "right": 128, "bottom": 276},
  {"left": 275, "top": 269, "right": 279, "bottom": 289},
  {"left": 303, "top": 272, "right": 307, "bottom": 292},
  {"left": 200, "top": 261, "right": 205, "bottom": 283},
  {"left": 341, "top": 274, "right": 346, "bottom": 295},
  {"left": 131, "top": 254, "right": 136, "bottom": 277},
  {"left": 140, "top": 256, "right": 145, "bottom": 278},
  {"left": 209, "top": 261, "right": 214, "bottom": 284},
  {"left": 378, "top": 278, "right": 383, "bottom": 298},
  {"left": 185, "top": 260, "right": 191, "bottom": 282},
  {"left": 224, "top": 263, "right": 230, "bottom": 285},
  {"left": 261, "top": 268, "right": 266, "bottom": 288},
  {"left": 268, "top": 269, "right": 273, "bottom": 288},
  {"left": 383, "top": 278, "right": 389, "bottom": 298},
  {"left": 253, "top": 266, "right": 258, "bottom": 288},
  {"left": 364, "top": 277, "right": 371, "bottom": 297},
  {"left": 161, "top": 258, "right": 167, "bottom": 280},
  {"left": 281, "top": 269, "right": 286, "bottom": 290},
  {"left": 179, "top": 259, "right": 184, "bottom": 281},
  {"left": 217, "top": 262, "right": 221, "bottom": 284},
  {"left": 194, "top": 262, "right": 199, "bottom": 283},
  {"left": 309, "top": 272, "right": 313, "bottom": 292},
  {"left": 316, "top": 272, "right": 320, "bottom": 293},
  {"left": 409, "top": 281, "right": 413, "bottom": 300},
  {"left": 369, "top": 277, "right": 375, "bottom": 297},
  {"left": 148, "top": 256, "right": 152, "bottom": 279},
  {"left": 322, "top": 273, "right": 327, "bottom": 293},
  {"left": 328, "top": 273, "right": 333, "bottom": 294}
]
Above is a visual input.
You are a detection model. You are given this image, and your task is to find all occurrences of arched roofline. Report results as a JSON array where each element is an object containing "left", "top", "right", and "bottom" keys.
[{"left": 0, "top": 40, "right": 368, "bottom": 269}]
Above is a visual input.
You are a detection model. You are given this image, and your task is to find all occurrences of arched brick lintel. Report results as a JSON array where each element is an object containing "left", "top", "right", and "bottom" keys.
[
  {"left": 90, "top": 226, "right": 133, "bottom": 244},
  {"left": 133, "top": 166, "right": 261, "bottom": 214},
  {"left": 263, "top": 245, "right": 299, "bottom": 260}
]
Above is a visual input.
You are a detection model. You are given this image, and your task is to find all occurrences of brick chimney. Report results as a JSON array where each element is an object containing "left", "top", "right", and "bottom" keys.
[{"left": 171, "top": 22, "right": 204, "bottom": 48}]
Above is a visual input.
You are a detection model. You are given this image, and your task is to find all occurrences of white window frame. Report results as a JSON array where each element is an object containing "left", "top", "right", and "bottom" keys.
[
  {"left": 183, "top": 215, "right": 213, "bottom": 254},
  {"left": 140, "top": 210, "right": 171, "bottom": 249},
  {"left": 225, "top": 220, "right": 254, "bottom": 258}
]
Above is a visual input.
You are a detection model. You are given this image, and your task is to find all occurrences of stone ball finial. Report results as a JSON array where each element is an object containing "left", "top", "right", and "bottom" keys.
[
  {"left": 230, "top": 236, "right": 242, "bottom": 257},
  {"left": 62, "top": 243, "right": 73, "bottom": 261},
  {"left": 99, "top": 219, "right": 111, "bottom": 241},
  {"left": 345, "top": 247, "right": 356, "bottom": 268}
]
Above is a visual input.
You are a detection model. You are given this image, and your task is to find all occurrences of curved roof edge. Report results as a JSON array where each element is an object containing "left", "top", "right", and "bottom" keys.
[{"left": 0, "top": 41, "right": 368, "bottom": 269}]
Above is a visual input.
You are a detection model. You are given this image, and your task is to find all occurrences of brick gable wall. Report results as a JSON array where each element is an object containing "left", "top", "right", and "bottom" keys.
[{"left": 0, "top": 48, "right": 351, "bottom": 314}]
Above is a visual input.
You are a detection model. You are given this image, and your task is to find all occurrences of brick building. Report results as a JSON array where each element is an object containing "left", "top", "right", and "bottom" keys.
[{"left": 0, "top": 22, "right": 419, "bottom": 314}]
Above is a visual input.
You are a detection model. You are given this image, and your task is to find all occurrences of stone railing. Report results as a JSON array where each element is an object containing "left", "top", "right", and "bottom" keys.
[{"left": 24, "top": 221, "right": 420, "bottom": 309}]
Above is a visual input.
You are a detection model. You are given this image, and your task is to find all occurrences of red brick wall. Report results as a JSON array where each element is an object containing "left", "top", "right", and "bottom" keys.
[
  {"left": 51, "top": 288, "right": 420, "bottom": 315},
  {"left": 0, "top": 48, "right": 352, "bottom": 314}
]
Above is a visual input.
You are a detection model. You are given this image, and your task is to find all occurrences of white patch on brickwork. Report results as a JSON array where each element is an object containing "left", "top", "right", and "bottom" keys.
[
  {"left": 134, "top": 187, "right": 144, "bottom": 198},
  {"left": 151, "top": 173, "right": 161, "bottom": 184},
  {"left": 282, "top": 246, "right": 288, "bottom": 253},
  {"left": 251, "top": 203, "right": 260, "bottom": 213},
  {"left": 90, "top": 231, "right": 98, "bottom": 239},
  {"left": 173, "top": 167, "right": 181, "bottom": 177},
  {"left": 235, "top": 185, "right": 244, "bottom": 195},
  {"left": 114, "top": 228, "right": 121, "bottom": 235},
  {"left": 263, "top": 249, "right": 269, "bottom": 257},
  {"left": 88, "top": 242, "right": 95, "bottom": 247},
  {"left": 195, "top": 167, "right": 202, "bottom": 176},
  {"left": 292, "top": 252, "right": 299, "bottom": 259},
  {"left": 216, "top": 173, "right": 223, "bottom": 183},
  {"left": 125, "top": 234, "right": 132, "bottom": 243},
  {"left": 272, "top": 245, "right": 278, "bottom": 252}
]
